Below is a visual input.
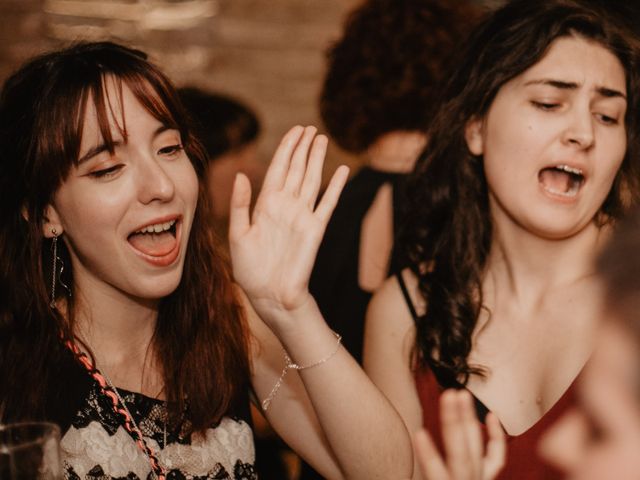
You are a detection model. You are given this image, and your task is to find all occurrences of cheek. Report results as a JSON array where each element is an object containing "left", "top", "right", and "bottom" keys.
[
  {"left": 482, "top": 109, "right": 541, "bottom": 181},
  {"left": 179, "top": 162, "right": 200, "bottom": 210},
  {"left": 56, "top": 187, "right": 124, "bottom": 240}
]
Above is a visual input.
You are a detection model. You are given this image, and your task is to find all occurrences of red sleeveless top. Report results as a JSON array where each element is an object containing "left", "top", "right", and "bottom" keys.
[
  {"left": 415, "top": 367, "right": 575, "bottom": 480},
  {"left": 396, "top": 271, "right": 576, "bottom": 479}
]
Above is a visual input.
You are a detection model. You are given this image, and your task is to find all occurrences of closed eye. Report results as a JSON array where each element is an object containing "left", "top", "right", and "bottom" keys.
[
  {"left": 531, "top": 101, "right": 560, "bottom": 111},
  {"left": 158, "top": 144, "right": 184, "bottom": 156},
  {"left": 595, "top": 113, "right": 619, "bottom": 125},
  {"left": 89, "top": 164, "right": 123, "bottom": 178}
]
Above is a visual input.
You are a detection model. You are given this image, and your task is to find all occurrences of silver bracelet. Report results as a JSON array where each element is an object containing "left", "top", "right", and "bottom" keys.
[{"left": 261, "top": 332, "right": 342, "bottom": 412}]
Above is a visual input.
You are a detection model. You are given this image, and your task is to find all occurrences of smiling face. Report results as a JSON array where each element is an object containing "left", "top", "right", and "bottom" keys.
[
  {"left": 465, "top": 35, "right": 628, "bottom": 239},
  {"left": 44, "top": 78, "right": 199, "bottom": 304}
]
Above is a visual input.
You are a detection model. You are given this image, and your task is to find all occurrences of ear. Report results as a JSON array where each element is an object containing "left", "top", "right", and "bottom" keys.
[
  {"left": 42, "top": 204, "right": 64, "bottom": 238},
  {"left": 464, "top": 116, "right": 485, "bottom": 156}
]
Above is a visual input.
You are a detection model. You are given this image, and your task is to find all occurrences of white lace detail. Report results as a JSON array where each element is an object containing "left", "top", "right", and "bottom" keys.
[
  {"left": 61, "top": 417, "right": 255, "bottom": 478},
  {"left": 61, "top": 422, "right": 149, "bottom": 478}
]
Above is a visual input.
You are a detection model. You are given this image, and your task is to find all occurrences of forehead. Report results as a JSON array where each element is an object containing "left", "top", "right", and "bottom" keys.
[
  {"left": 78, "top": 76, "right": 174, "bottom": 155},
  {"left": 81, "top": 77, "right": 133, "bottom": 138},
  {"left": 509, "top": 35, "right": 627, "bottom": 95}
]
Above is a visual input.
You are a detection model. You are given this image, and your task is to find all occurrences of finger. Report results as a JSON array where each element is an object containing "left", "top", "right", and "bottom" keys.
[
  {"left": 283, "top": 125, "right": 317, "bottom": 194},
  {"left": 413, "top": 429, "right": 449, "bottom": 480},
  {"left": 459, "top": 390, "right": 483, "bottom": 475},
  {"left": 441, "top": 390, "right": 472, "bottom": 480},
  {"left": 483, "top": 412, "right": 506, "bottom": 480},
  {"left": 299, "top": 134, "right": 328, "bottom": 208},
  {"left": 228, "top": 172, "right": 252, "bottom": 243},
  {"left": 261, "top": 126, "right": 305, "bottom": 193},
  {"left": 313, "top": 165, "right": 349, "bottom": 224}
]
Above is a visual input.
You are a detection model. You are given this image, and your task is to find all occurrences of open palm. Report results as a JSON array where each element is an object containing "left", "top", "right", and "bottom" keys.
[{"left": 229, "top": 126, "right": 349, "bottom": 324}]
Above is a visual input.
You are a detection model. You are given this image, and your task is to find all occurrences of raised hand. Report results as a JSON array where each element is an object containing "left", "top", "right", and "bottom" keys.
[
  {"left": 414, "top": 389, "right": 506, "bottom": 480},
  {"left": 229, "top": 125, "right": 349, "bottom": 328}
]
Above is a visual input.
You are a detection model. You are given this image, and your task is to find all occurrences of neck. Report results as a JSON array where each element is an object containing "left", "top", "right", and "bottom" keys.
[
  {"left": 70, "top": 274, "right": 160, "bottom": 385},
  {"left": 486, "top": 210, "right": 609, "bottom": 304},
  {"left": 366, "top": 131, "right": 427, "bottom": 173}
]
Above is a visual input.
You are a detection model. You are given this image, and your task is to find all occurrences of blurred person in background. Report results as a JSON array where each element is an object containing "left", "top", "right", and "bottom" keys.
[
  {"left": 178, "top": 87, "right": 265, "bottom": 242},
  {"left": 309, "top": 0, "right": 482, "bottom": 366},
  {"left": 539, "top": 208, "right": 640, "bottom": 480}
]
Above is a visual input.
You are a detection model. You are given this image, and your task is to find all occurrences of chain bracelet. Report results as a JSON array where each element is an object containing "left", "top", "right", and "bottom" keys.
[{"left": 262, "top": 332, "right": 342, "bottom": 411}]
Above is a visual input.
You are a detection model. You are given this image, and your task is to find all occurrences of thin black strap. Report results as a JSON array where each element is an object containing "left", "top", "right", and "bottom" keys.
[{"left": 395, "top": 272, "right": 419, "bottom": 322}]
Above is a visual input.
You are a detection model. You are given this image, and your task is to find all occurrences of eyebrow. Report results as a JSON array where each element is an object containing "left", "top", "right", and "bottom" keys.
[
  {"left": 77, "top": 125, "right": 178, "bottom": 165},
  {"left": 524, "top": 79, "right": 627, "bottom": 100}
]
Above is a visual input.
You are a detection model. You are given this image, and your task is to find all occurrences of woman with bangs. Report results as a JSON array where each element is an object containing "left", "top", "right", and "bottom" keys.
[
  {"left": 364, "top": 0, "right": 640, "bottom": 479},
  {"left": 0, "top": 42, "right": 412, "bottom": 479}
]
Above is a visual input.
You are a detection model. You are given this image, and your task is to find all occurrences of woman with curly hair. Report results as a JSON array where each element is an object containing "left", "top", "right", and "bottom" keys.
[
  {"left": 365, "top": 0, "right": 640, "bottom": 478},
  {"left": 311, "top": 0, "right": 482, "bottom": 364},
  {"left": 0, "top": 41, "right": 412, "bottom": 479}
]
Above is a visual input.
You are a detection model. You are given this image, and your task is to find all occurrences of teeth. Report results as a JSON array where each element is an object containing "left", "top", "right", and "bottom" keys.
[
  {"left": 542, "top": 184, "right": 580, "bottom": 198},
  {"left": 555, "top": 164, "right": 583, "bottom": 176},
  {"left": 135, "top": 219, "right": 176, "bottom": 234}
]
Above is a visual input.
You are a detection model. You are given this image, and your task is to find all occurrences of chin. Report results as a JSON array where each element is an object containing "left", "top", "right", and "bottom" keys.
[{"left": 133, "top": 273, "right": 184, "bottom": 301}]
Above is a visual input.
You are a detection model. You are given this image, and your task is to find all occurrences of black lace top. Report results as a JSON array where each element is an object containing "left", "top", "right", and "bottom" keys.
[{"left": 43, "top": 345, "right": 257, "bottom": 479}]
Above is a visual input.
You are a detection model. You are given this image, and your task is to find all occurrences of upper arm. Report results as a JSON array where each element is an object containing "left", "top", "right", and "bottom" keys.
[{"left": 363, "top": 271, "right": 425, "bottom": 476}]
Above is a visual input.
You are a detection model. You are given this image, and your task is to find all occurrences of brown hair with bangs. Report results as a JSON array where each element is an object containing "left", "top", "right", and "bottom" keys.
[{"left": 0, "top": 42, "right": 250, "bottom": 433}]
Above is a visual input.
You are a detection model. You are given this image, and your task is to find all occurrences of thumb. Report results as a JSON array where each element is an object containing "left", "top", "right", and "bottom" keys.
[{"left": 229, "top": 172, "right": 252, "bottom": 242}]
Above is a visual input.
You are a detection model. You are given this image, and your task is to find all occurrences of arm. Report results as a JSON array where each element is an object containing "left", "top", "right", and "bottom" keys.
[
  {"left": 229, "top": 125, "right": 413, "bottom": 480},
  {"left": 364, "top": 272, "right": 426, "bottom": 479}
]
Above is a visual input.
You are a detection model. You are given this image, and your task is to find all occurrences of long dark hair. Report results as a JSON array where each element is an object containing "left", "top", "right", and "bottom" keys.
[
  {"left": 0, "top": 42, "right": 250, "bottom": 433},
  {"left": 399, "top": 0, "right": 640, "bottom": 387}
]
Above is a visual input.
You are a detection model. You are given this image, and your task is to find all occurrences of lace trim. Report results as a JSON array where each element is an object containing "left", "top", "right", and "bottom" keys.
[{"left": 62, "top": 417, "right": 255, "bottom": 479}]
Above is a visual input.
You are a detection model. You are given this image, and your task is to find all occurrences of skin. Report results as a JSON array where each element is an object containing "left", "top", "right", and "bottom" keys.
[
  {"left": 539, "top": 318, "right": 640, "bottom": 480},
  {"left": 43, "top": 79, "right": 413, "bottom": 479},
  {"left": 359, "top": 131, "right": 427, "bottom": 292},
  {"left": 364, "top": 36, "right": 627, "bottom": 479}
]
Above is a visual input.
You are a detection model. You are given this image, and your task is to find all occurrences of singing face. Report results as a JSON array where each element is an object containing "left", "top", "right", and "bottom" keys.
[
  {"left": 539, "top": 318, "right": 640, "bottom": 480},
  {"left": 465, "top": 35, "right": 627, "bottom": 239},
  {"left": 44, "top": 78, "right": 199, "bottom": 304}
]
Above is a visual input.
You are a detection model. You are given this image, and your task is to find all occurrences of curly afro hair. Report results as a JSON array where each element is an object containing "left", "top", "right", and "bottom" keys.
[{"left": 321, "top": 0, "right": 483, "bottom": 153}]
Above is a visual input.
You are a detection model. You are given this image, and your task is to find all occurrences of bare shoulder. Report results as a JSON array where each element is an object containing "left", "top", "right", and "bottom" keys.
[
  {"left": 367, "top": 268, "right": 424, "bottom": 330},
  {"left": 364, "top": 268, "right": 424, "bottom": 372}
]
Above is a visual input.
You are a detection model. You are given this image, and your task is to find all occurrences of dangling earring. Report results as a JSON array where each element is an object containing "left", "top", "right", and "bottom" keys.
[{"left": 50, "top": 229, "right": 59, "bottom": 309}]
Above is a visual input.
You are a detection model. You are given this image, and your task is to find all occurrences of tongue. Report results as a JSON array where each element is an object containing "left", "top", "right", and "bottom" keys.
[
  {"left": 128, "top": 232, "right": 176, "bottom": 257},
  {"left": 539, "top": 168, "right": 572, "bottom": 194}
]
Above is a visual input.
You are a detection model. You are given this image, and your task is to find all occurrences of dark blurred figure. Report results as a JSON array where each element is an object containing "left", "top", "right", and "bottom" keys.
[
  {"left": 179, "top": 87, "right": 264, "bottom": 241},
  {"left": 179, "top": 87, "right": 291, "bottom": 480},
  {"left": 310, "top": 0, "right": 483, "bottom": 367},
  {"left": 304, "top": 0, "right": 482, "bottom": 478}
]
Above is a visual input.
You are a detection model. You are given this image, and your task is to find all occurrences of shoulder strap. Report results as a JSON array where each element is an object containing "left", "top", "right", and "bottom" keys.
[{"left": 395, "top": 271, "right": 419, "bottom": 323}]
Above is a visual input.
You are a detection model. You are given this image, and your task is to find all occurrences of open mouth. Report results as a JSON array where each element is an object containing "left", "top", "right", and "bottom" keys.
[
  {"left": 127, "top": 219, "right": 179, "bottom": 258},
  {"left": 538, "top": 165, "right": 585, "bottom": 198}
]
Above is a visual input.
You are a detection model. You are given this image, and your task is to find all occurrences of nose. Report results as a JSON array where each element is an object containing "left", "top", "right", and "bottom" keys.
[
  {"left": 136, "top": 154, "right": 175, "bottom": 204},
  {"left": 562, "top": 106, "right": 595, "bottom": 150}
]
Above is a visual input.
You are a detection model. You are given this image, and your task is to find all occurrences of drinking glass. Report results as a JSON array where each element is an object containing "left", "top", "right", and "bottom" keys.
[{"left": 0, "top": 422, "right": 62, "bottom": 479}]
